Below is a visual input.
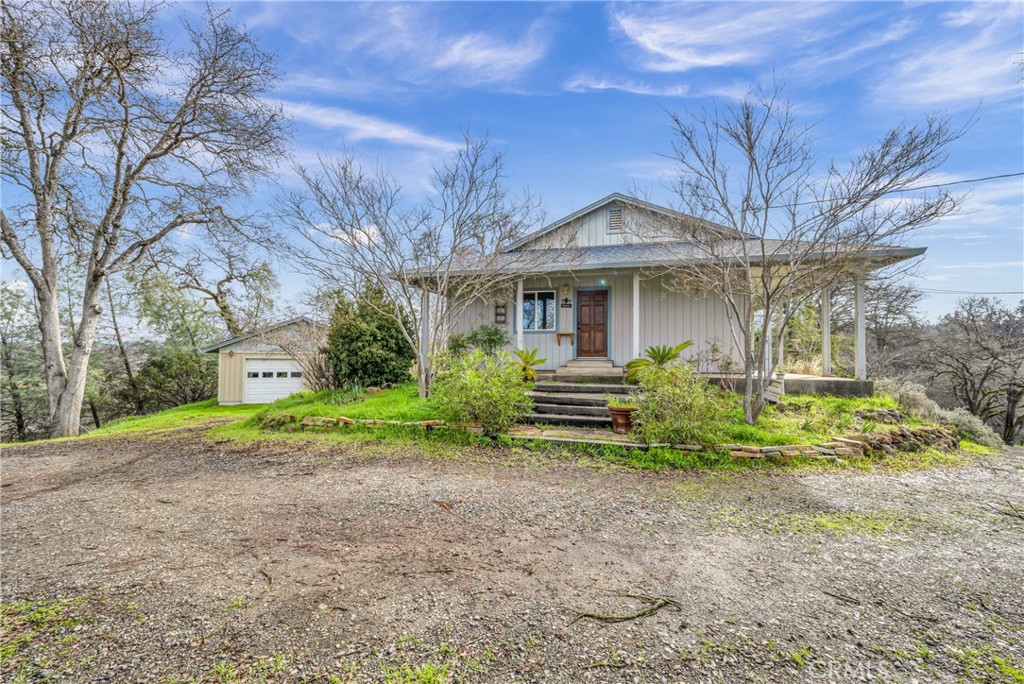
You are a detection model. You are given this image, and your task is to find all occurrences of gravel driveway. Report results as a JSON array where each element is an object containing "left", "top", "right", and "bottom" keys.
[{"left": 2, "top": 433, "right": 1022, "bottom": 683}]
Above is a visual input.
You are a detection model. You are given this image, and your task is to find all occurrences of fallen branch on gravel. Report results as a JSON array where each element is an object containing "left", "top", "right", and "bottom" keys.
[
  {"left": 988, "top": 500, "right": 1024, "bottom": 522},
  {"left": 563, "top": 592, "right": 683, "bottom": 626},
  {"left": 823, "top": 590, "right": 861, "bottom": 606}
]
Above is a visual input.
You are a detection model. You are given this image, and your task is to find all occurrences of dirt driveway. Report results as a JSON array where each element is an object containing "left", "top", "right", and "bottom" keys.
[{"left": 2, "top": 433, "right": 1022, "bottom": 683}]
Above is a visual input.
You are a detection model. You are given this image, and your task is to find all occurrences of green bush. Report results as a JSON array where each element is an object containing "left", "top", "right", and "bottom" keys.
[
  {"left": 324, "top": 289, "right": 415, "bottom": 388},
  {"left": 431, "top": 349, "right": 532, "bottom": 436},
  {"left": 631, "top": 362, "right": 723, "bottom": 444},
  {"left": 456, "top": 324, "right": 511, "bottom": 355},
  {"left": 131, "top": 351, "right": 217, "bottom": 411}
]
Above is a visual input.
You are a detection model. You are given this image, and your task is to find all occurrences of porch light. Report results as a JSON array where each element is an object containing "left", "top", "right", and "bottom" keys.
[
  {"left": 560, "top": 284, "right": 570, "bottom": 299},
  {"left": 599, "top": 278, "right": 607, "bottom": 287}
]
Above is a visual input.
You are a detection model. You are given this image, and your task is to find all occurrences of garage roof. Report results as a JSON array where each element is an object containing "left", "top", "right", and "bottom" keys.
[{"left": 199, "top": 316, "right": 318, "bottom": 354}]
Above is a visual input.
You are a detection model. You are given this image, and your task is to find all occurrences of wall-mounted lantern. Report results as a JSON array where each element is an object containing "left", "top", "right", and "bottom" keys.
[{"left": 494, "top": 302, "right": 507, "bottom": 324}]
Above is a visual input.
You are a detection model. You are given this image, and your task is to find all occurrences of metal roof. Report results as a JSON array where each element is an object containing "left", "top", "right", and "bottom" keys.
[{"left": 427, "top": 241, "right": 926, "bottom": 278}]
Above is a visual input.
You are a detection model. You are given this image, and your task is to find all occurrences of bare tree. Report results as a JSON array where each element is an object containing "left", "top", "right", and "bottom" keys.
[
  {"left": 254, "top": 315, "right": 333, "bottom": 392},
  {"left": 928, "top": 297, "right": 1024, "bottom": 444},
  {"left": 831, "top": 277, "right": 927, "bottom": 379},
  {"left": 1, "top": 1, "right": 285, "bottom": 436},
  {"left": 145, "top": 226, "right": 280, "bottom": 337},
  {"left": 281, "top": 134, "right": 574, "bottom": 397},
  {"left": 641, "top": 84, "right": 961, "bottom": 423}
]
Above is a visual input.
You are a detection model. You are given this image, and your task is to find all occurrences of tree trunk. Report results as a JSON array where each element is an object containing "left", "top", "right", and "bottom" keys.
[
  {"left": 40, "top": 281, "right": 104, "bottom": 438},
  {"left": 107, "top": 281, "right": 143, "bottom": 413},
  {"left": 89, "top": 399, "right": 101, "bottom": 429}
]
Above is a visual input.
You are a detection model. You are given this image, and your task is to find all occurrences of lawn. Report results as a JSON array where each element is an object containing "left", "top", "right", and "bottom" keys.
[{"left": 41, "top": 382, "right": 991, "bottom": 474}]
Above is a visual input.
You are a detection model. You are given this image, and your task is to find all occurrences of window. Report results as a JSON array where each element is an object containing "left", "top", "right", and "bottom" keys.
[
  {"left": 276, "top": 371, "right": 289, "bottom": 378},
  {"left": 290, "top": 371, "right": 303, "bottom": 378},
  {"left": 607, "top": 206, "right": 623, "bottom": 232},
  {"left": 262, "top": 371, "right": 273, "bottom": 378},
  {"left": 522, "top": 291, "right": 556, "bottom": 331},
  {"left": 247, "top": 372, "right": 259, "bottom": 378}
]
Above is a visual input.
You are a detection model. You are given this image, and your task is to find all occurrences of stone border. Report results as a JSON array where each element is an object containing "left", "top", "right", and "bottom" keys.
[{"left": 265, "top": 414, "right": 959, "bottom": 461}]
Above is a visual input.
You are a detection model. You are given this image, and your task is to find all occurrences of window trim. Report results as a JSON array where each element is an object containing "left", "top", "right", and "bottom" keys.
[{"left": 521, "top": 290, "right": 557, "bottom": 333}]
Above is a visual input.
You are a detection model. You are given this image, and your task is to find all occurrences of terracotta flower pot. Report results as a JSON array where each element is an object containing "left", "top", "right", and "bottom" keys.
[{"left": 608, "top": 405, "right": 638, "bottom": 434}]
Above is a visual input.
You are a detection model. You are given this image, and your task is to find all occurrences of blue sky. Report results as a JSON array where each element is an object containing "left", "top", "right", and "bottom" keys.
[
  {"left": 6, "top": 2, "right": 1018, "bottom": 321},
  {"left": 211, "top": 1, "right": 1023, "bottom": 318}
]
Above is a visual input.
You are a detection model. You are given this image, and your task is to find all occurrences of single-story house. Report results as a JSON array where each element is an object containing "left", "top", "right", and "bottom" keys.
[
  {"left": 421, "top": 193, "right": 925, "bottom": 390},
  {"left": 201, "top": 317, "right": 320, "bottom": 404}
]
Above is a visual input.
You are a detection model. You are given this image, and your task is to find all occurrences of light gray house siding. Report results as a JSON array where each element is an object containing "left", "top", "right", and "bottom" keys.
[{"left": 448, "top": 271, "right": 743, "bottom": 371}]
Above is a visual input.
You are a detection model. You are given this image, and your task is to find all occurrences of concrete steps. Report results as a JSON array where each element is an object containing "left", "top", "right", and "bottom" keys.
[{"left": 522, "top": 380, "right": 634, "bottom": 427}]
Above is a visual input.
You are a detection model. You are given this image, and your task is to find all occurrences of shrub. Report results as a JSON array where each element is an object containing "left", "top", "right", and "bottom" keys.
[
  {"left": 324, "top": 289, "right": 415, "bottom": 388},
  {"left": 132, "top": 351, "right": 217, "bottom": 410},
  {"left": 625, "top": 341, "right": 693, "bottom": 383},
  {"left": 431, "top": 349, "right": 532, "bottom": 436},
  {"left": 462, "top": 324, "right": 511, "bottom": 355},
  {"left": 631, "top": 362, "right": 722, "bottom": 444},
  {"left": 876, "top": 378, "right": 1003, "bottom": 447},
  {"left": 512, "top": 348, "right": 546, "bottom": 382}
]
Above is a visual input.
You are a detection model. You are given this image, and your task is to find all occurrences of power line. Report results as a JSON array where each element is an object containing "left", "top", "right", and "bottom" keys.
[
  {"left": 918, "top": 288, "right": 1024, "bottom": 295},
  {"left": 783, "top": 171, "right": 1024, "bottom": 207}
]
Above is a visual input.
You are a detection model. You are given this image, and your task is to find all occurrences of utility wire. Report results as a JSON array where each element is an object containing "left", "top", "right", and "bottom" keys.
[
  {"left": 782, "top": 171, "right": 1024, "bottom": 208},
  {"left": 917, "top": 288, "right": 1024, "bottom": 295}
]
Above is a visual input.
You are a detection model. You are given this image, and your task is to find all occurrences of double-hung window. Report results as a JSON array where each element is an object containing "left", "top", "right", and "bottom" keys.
[{"left": 522, "top": 291, "right": 556, "bottom": 331}]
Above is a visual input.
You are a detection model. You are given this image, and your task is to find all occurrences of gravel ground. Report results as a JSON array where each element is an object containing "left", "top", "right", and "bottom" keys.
[{"left": 1, "top": 432, "right": 1022, "bottom": 683}]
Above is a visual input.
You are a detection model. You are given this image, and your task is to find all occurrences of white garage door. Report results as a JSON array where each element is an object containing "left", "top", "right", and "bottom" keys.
[{"left": 244, "top": 358, "right": 305, "bottom": 404}]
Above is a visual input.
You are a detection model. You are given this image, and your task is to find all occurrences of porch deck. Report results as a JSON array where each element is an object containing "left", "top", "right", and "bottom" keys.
[{"left": 534, "top": 371, "right": 873, "bottom": 398}]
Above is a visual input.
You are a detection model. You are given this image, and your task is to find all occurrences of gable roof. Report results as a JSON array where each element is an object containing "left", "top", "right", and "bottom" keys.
[
  {"left": 503, "top": 192, "right": 752, "bottom": 252},
  {"left": 200, "top": 316, "right": 318, "bottom": 354}
]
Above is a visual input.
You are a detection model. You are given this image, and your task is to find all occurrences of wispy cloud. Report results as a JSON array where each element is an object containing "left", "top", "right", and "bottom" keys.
[
  {"left": 871, "top": 2, "right": 1023, "bottom": 108},
  {"left": 610, "top": 3, "right": 838, "bottom": 73},
  {"left": 434, "top": 19, "right": 550, "bottom": 85},
  {"left": 563, "top": 75, "right": 688, "bottom": 97},
  {"left": 278, "top": 101, "right": 458, "bottom": 153}
]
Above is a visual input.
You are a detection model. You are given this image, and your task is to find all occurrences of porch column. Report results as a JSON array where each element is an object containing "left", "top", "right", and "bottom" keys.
[
  {"left": 632, "top": 271, "right": 640, "bottom": 359},
  {"left": 763, "top": 311, "right": 773, "bottom": 380},
  {"left": 420, "top": 287, "right": 430, "bottom": 391},
  {"left": 854, "top": 277, "right": 867, "bottom": 381},
  {"left": 820, "top": 287, "right": 832, "bottom": 376},
  {"left": 515, "top": 279, "right": 524, "bottom": 350}
]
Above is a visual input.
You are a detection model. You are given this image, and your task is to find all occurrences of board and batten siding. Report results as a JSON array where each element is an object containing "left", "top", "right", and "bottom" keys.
[
  {"left": 448, "top": 271, "right": 742, "bottom": 371},
  {"left": 523, "top": 204, "right": 678, "bottom": 250}
]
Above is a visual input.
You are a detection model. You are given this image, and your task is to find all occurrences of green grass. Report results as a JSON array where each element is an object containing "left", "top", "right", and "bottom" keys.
[
  {"left": 709, "top": 392, "right": 904, "bottom": 446},
  {"left": 255, "top": 383, "right": 438, "bottom": 423},
  {"left": 88, "top": 400, "right": 259, "bottom": 437}
]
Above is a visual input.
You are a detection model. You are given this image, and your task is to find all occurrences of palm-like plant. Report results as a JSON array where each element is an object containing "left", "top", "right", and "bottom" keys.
[
  {"left": 624, "top": 341, "right": 694, "bottom": 383},
  {"left": 513, "top": 348, "right": 547, "bottom": 382}
]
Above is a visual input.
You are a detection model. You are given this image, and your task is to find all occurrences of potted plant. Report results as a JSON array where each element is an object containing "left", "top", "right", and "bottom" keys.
[{"left": 607, "top": 395, "right": 638, "bottom": 434}]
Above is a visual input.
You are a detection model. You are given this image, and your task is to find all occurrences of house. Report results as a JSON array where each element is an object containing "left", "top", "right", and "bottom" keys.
[
  {"left": 430, "top": 193, "right": 925, "bottom": 393},
  {"left": 201, "top": 317, "right": 321, "bottom": 404}
]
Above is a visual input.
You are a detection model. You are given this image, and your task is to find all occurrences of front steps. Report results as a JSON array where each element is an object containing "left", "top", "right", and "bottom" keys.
[{"left": 523, "top": 381, "right": 631, "bottom": 427}]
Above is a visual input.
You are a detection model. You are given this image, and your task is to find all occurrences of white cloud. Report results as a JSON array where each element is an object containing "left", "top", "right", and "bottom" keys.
[
  {"left": 434, "top": 19, "right": 550, "bottom": 85},
  {"left": 563, "top": 75, "right": 688, "bottom": 97},
  {"left": 872, "top": 2, "right": 1023, "bottom": 108},
  {"left": 610, "top": 2, "right": 839, "bottom": 72},
  {"left": 278, "top": 101, "right": 459, "bottom": 153}
]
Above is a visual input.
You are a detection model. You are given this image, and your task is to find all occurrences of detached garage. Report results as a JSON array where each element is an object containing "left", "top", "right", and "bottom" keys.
[{"left": 201, "top": 317, "right": 321, "bottom": 405}]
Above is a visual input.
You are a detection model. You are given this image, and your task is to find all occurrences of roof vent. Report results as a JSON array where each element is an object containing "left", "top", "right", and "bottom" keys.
[{"left": 608, "top": 206, "right": 623, "bottom": 231}]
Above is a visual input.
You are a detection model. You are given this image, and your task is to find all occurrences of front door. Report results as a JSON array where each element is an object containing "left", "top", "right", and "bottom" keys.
[{"left": 577, "top": 290, "right": 608, "bottom": 357}]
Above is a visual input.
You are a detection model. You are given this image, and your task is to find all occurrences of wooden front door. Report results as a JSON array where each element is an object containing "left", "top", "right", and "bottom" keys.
[{"left": 577, "top": 290, "right": 608, "bottom": 357}]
